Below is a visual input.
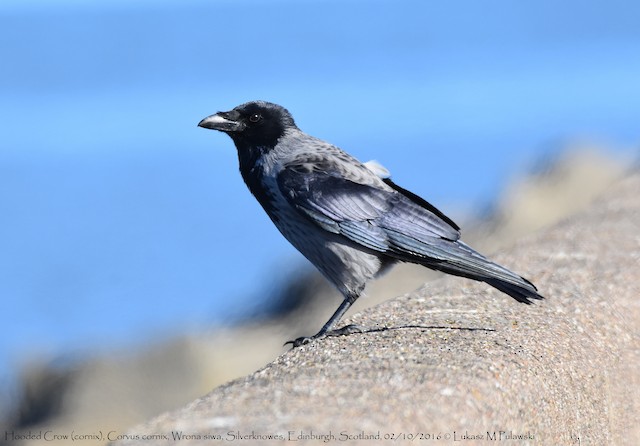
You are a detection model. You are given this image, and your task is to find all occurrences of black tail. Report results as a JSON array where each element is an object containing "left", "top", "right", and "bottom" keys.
[
  {"left": 397, "top": 240, "right": 544, "bottom": 304},
  {"left": 430, "top": 261, "right": 544, "bottom": 304},
  {"left": 483, "top": 276, "right": 543, "bottom": 304}
]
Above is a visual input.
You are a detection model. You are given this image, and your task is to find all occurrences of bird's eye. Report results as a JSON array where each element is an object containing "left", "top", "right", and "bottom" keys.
[{"left": 249, "top": 113, "right": 262, "bottom": 123}]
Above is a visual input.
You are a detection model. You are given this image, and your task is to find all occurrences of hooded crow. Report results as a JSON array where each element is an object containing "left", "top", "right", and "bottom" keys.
[{"left": 199, "top": 101, "right": 543, "bottom": 347}]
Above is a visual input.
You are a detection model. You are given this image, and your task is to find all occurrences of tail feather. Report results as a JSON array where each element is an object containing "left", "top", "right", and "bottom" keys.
[
  {"left": 483, "top": 277, "right": 543, "bottom": 304},
  {"left": 391, "top": 239, "right": 544, "bottom": 304},
  {"left": 430, "top": 261, "right": 543, "bottom": 304}
]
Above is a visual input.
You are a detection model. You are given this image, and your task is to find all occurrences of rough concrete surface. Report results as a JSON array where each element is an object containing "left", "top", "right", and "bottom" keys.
[{"left": 113, "top": 171, "right": 640, "bottom": 446}]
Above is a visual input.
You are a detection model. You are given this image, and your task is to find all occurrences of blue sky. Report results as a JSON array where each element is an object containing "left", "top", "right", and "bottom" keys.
[{"left": 1, "top": 0, "right": 639, "bottom": 403}]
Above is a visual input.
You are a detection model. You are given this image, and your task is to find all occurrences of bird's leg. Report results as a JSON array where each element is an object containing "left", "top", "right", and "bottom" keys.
[{"left": 285, "top": 294, "right": 363, "bottom": 348}]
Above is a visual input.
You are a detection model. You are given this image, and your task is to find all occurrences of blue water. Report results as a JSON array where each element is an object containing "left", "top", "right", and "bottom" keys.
[{"left": 1, "top": 0, "right": 639, "bottom": 411}]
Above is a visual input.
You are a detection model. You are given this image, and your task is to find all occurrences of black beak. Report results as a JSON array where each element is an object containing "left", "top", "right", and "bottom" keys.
[{"left": 198, "top": 111, "right": 244, "bottom": 132}]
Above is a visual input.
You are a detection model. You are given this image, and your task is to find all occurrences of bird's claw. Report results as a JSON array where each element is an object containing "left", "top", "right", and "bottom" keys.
[
  {"left": 284, "top": 324, "right": 365, "bottom": 348},
  {"left": 326, "top": 324, "right": 364, "bottom": 337},
  {"left": 283, "top": 336, "right": 315, "bottom": 348}
]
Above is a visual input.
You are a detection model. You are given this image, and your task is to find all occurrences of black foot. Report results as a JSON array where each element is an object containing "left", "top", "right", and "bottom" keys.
[
  {"left": 326, "top": 324, "right": 364, "bottom": 338},
  {"left": 284, "top": 335, "right": 316, "bottom": 348},
  {"left": 284, "top": 324, "right": 365, "bottom": 348}
]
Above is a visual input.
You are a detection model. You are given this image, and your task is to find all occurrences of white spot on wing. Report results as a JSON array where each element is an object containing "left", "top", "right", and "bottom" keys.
[{"left": 364, "top": 160, "right": 391, "bottom": 179}]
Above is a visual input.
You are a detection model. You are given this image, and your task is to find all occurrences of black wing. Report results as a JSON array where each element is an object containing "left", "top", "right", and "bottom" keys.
[
  {"left": 277, "top": 164, "right": 542, "bottom": 304},
  {"left": 276, "top": 165, "right": 461, "bottom": 257}
]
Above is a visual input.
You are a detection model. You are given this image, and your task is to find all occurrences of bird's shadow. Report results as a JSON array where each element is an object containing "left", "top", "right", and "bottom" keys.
[
  {"left": 356, "top": 324, "right": 496, "bottom": 335},
  {"left": 286, "top": 324, "right": 496, "bottom": 348}
]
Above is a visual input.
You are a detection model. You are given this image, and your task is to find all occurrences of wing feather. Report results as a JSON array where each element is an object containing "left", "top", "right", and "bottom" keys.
[
  {"left": 275, "top": 155, "right": 541, "bottom": 304},
  {"left": 276, "top": 163, "right": 460, "bottom": 255}
]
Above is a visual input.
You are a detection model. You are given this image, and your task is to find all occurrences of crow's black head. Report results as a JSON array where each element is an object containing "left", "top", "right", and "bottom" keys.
[{"left": 198, "top": 101, "right": 296, "bottom": 149}]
